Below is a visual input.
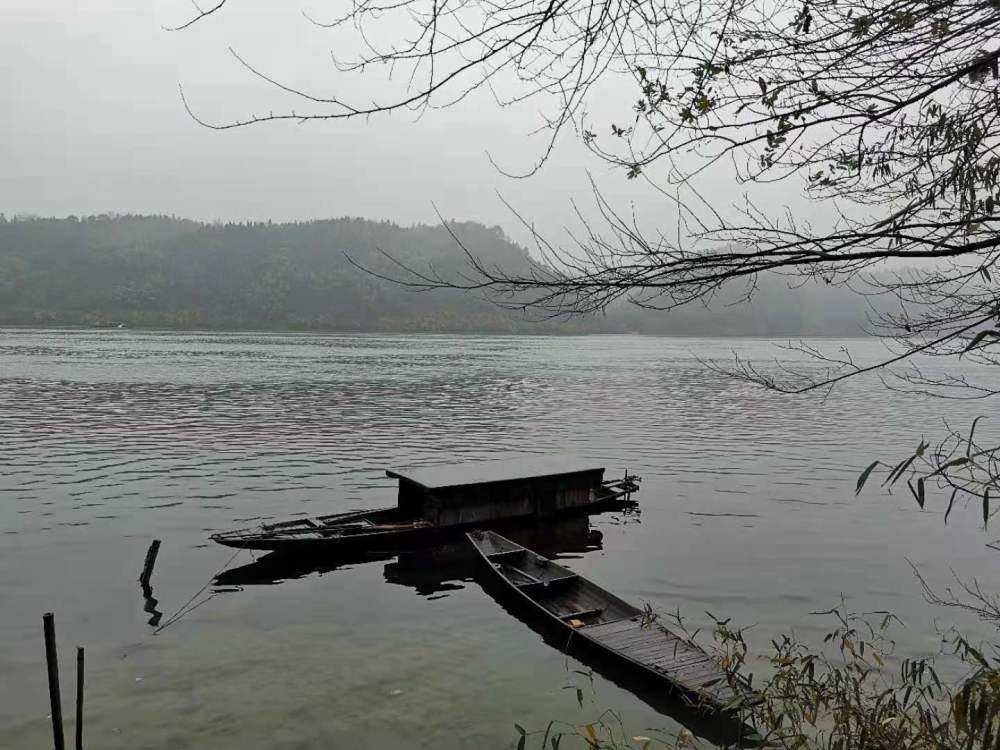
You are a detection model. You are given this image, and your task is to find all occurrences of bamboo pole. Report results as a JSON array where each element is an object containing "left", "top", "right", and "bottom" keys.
[
  {"left": 42, "top": 613, "right": 65, "bottom": 750},
  {"left": 75, "top": 647, "right": 84, "bottom": 750}
]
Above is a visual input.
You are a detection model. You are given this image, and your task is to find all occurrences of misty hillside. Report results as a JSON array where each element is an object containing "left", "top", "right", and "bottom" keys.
[
  {"left": 0, "top": 214, "right": 877, "bottom": 335},
  {"left": 0, "top": 214, "right": 597, "bottom": 333}
]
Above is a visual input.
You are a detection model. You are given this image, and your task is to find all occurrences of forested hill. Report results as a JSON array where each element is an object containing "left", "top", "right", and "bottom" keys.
[
  {"left": 0, "top": 214, "right": 876, "bottom": 335},
  {"left": 0, "top": 214, "right": 601, "bottom": 333}
]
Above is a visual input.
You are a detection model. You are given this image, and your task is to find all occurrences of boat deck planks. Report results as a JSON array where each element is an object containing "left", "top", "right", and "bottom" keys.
[{"left": 583, "top": 617, "right": 742, "bottom": 705}]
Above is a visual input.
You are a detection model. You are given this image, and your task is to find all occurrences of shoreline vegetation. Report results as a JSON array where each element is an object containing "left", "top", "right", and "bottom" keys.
[
  {"left": 521, "top": 604, "right": 1000, "bottom": 750},
  {"left": 1, "top": 214, "right": 880, "bottom": 336}
]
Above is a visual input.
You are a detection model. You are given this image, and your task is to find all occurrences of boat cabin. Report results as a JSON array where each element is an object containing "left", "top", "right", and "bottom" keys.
[{"left": 387, "top": 458, "right": 606, "bottom": 526}]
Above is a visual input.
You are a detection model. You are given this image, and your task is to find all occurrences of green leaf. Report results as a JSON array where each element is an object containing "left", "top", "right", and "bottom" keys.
[
  {"left": 851, "top": 15, "right": 873, "bottom": 37},
  {"left": 939, "top": 457, "right": 969, "bottom": 471},
  {"left": 960, "top": 638, "right": 990, "bottom": 668},
  {"left": 968, "top": 416, "right": 983, "bottom": 456},
  {"left": 886, "top": 453, "right": 918, "bottom": 487},
  {"left": 961, "top": 329, "right": 1000, "bottom": 357},
  {"left": 856, "top": 461, "right": 880, "bottom": 495},
  {"left": 945, "top": 488, "right": 958, "bottom": 524},
  {"left": 956, "top": 681, "right": 970, "bottom": 730},
  {"left": 540, "top": 721, "right": 555, "bottom": 750}
]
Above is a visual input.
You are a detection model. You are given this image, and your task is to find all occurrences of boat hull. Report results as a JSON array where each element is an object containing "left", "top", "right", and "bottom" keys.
[{"left": 211, "top": 489, "right": 637, "bottom": 554}]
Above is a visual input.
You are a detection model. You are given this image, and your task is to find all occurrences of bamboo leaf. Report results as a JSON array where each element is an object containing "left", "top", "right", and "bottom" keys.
[
  {"left": 856, "top": 461, "right": 880, "bottom": 495},
  {"left": 968, "top": 416, "right": 983, "bottom": 456},
  {"left": 939, "top": 457, "right": 969, "bottom": 472},
  {"left": 962, "top": 639, "right": 990, "bottom": 668},
  {"left": 945, "top": 488, "right": 958, "bottom": 524},
  {"left": 541, "top": 721, "right": 554, "bottom": 750},
  {"left": 962, "top": 330, "right": 1000, "bottom": 357},
  {"left": 886, "top": 454, "right": 918, "bottom": 487}
]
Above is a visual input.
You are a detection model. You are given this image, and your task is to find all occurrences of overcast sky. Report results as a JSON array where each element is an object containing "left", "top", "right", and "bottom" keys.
[{"left": 1, "top": 1, "right": 687, "bottom": 244}]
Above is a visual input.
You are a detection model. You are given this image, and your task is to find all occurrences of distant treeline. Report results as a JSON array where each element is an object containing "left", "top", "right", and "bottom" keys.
[{"left": 0, "top": 214, "right": 876, "bottom": 335}]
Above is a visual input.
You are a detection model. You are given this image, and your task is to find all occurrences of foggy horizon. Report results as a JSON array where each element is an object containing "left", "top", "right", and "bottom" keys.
[{"left": 2, "top": 1, "right": 684, "bottom": 249}]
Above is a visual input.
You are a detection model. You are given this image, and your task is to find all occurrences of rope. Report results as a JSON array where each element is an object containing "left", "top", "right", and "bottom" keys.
[{"left": 153, "top": 548, "right": 243, "bottom": 635}]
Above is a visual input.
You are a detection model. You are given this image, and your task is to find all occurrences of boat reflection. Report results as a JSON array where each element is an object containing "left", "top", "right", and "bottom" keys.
[
  {"left": 214, "top": 548, "right": 393, "bottom": 587},
  {"left": 214, "top": 514, "right": 608, "bottom": 595}
]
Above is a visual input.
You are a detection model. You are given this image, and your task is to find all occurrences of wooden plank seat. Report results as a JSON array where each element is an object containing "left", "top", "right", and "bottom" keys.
[
  {"left": 559, "top": 608, "right": 603, "bottom": 621},
  {"left": 517, "top": 574, "right": 579, "bottom": 591},
  {"left": 485, "top": 549, "right": 524, "bottom": 560},
  {"left": 505, "top": 565, "right": 541, "bottom": 583}
]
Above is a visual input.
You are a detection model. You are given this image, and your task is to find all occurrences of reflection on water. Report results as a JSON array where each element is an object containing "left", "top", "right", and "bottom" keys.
[
  {"left": 139, "top": 575, "right": 163, "bottom": 628},
  {"left": 216, "top": 515, "right": 610, "bottom": 595},
  {"left": 2, "top": 329, "right": 1000, "bottom": 749}
]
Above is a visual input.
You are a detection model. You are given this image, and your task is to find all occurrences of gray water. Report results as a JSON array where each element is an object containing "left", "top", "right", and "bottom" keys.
[{"left": 1, "top": 329, "right": 998, "bottom": 749}]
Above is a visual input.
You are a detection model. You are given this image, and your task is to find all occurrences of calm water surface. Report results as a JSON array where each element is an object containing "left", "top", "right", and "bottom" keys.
[{"left": 1, "top": 329, "right": 998, "bottom": 748}]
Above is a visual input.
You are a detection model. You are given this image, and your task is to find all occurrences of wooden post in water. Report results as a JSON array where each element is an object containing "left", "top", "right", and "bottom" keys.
[
  {"left": 139, "top": 539, "right": 161, "bottom": 588},
  {"left": 75, "top": 647, "right": 84, "bottom": 750},
  {"left": 42, "top": 613, "right": 65, "bottom": 750}
]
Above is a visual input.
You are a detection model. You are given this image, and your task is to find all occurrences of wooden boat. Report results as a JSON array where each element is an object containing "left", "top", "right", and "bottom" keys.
[
  {"left": 467, "top": 530, "right": 751, "bottom": 714},
  {"left": 215, "top": 515, "right": 606, "bottom": 594},
  {"left": 211, "top": 459, "right": 639, "bottom": 553}
]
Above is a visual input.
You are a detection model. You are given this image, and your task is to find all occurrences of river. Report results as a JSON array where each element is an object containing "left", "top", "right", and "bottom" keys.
[{"left": 1, "top": 329, "right": 997, "bottom": 748}]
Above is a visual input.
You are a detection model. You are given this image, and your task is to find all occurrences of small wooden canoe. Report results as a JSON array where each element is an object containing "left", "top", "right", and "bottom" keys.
[
  {"left": 211, "top": 475, "right": 639, "bottom": 554},
  {"left": 467, "top": 530, "right": 750, "bottom": 713}
]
